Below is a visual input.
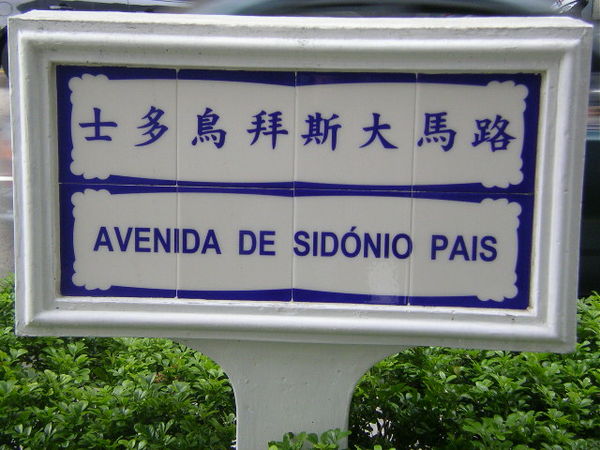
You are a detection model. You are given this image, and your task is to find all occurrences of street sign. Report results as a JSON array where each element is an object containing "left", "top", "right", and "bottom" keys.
[{"left": 11, "top": 11, "right": 593, "bottom": 352}]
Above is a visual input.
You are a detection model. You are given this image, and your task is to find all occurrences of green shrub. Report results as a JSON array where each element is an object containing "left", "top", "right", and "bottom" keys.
[
  {"left": 1, "top": 274, "right": 598, "bottom": 449},
  {"left": 349, "top": 292, "right": 600, "bottom": 449},
  {"left": 268, "top": 429, "right": 352, "bottom": 450},
  {"left": 0, "top": 277, "right": 235, "bottom": 449}
]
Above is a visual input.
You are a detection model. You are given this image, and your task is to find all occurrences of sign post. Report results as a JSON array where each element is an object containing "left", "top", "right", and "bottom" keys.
[
  {"left": 10, "top": 11, "right": 592, "bottom": 447},
  {"left": 179, "top": 340, "right": 404, "bottom": 448}
]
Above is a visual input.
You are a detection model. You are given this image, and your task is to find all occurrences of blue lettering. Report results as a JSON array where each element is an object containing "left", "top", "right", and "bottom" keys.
[
  {"left": 93, "top": 226, "right": 113, "bottom": 252},
  {"left": 431, "top": 235, "right": 448, "bottom": 260},
  {"left": 294, "top": 230, "right": 413, "bottom": 260},
  {"left": 341, "top": 227, "right": 361, "bottom": 258},
  {"left": 259, "top": 230, "right": 276, "bottom": 256},
  {"left": 392, "top": 233, "right": 412, "bottom": 259},
  {"left": 203, "top": 229, "right": 221, "bottom": 254},
  {"left": 79, "top": 107, "right": 117, "bottom": 141},
  {"left": 449, "top": 235, "right": 470, "bottom": 261},
  {"left": 239, "top": 230, "right": 257, "bottom": 255},
  {"left": 480, "top": 236, "right": 497, "bottom": 262},
  {"left": 431, "top": 234, "right": 497, "bottom": 262},
  {"left": 364, "top": 233, "right": 381, "bottom": 258},
  {"left": 294, "top": 231, "right": 310, "bottom": 256},
  {"left": 182, "top": 228, "right": 200, "bottom": 254},
  {"left": 154, "top": 228, "right": 170, "bottom": 253},
  {"left": 471, "top": 235, "right": 478, "bottom": 261},
  {"left": 174, "top": 228, "right": 180, "bottom": 253},
  {"left": 92, "top": 226, "right": 229, "bottom": 254},
  {"left": 135, "top": 227, "right": 151, "bottom": 253},
  {"left": 320, "top": 231, "right": 338, "bottom": 257},
  {"left": 115, "top": 227, "right": 133, "bottom": 251},
  {"left": 383, "top": 233, "right": 391, "bottom": 259}
]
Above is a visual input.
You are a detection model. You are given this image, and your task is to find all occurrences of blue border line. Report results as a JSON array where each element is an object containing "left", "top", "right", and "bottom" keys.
[
  {"left": 295, "top": 182, "right": 413, "bottom": 192},
  {"left": 297, "top": 71, "right": 415, "bottom": 85},
  {"left": 177, "top": 184, "right": 293, "bottom": 301},
  {"left": 416, "top": 73, "right": 541, "bottom": 194},
  {"left": 59, "top": 184, "right": 179, "bottom": 298},
  {"left": 290, "top": 191, "right": 532, "bottom": 309},
  {"left": 178, "top": 180, "right": 294, "bottom": 189},
  {"left": 295, "top": 187, "right": 412, "bottom": 198},
  {"left": 293, "top": 289, "right": 407, "bottom": 305},
  {"left": 411, "top": 190, "right": 533, "bottom": 202},
  {"left": 59, "top": 184, "right": 293, "bottom": 299},
  {"left": 59, "top": 184, "right": 78, "bottom": 297},
  {"left": 57, "top": 67, "right": 537, "bottom": 308},
  {"left": 178, "top": 289, "right": 291, "bottom": 301},
  {"left": 57, "top": 65, "right": 177, "bottom": 81},
  {"left": 57, "top": 67, "right": 539, "bottom": 193},
  {"left": 178, "top": 186, "right": 293, "bottom": 197},
  {"left": 417, "top": 72, "right": 539, "bottom": 87},
  {"left": 61, "top": 184, "right": 178, "bottom": 195},
  {"left": 407, "top": 192, "right": 533, "bottom": 309},
  {"left": 295, "top": 182, "right": 527, "bottom": 194},
  {"left": 60, "top": 186, "right": 532, "bottom": 307},
  {"left": 56, "top": 65, "right": 178, "bottom": 186},
  {"left": 178, "top": 69, "right": 295, "bottom": 86}
]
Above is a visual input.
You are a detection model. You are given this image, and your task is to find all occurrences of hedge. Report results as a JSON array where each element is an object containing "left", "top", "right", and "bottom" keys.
[{"left": 1, "top": 276, "right": 598, "bottom": 449}]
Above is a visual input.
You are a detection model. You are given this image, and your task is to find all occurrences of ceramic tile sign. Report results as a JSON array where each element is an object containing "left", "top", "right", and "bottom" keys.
[
  {"left": 12, "top": 13, "right": 592, "bottom": 351},
  {"left": 58, "top": 68, "right": 538, "bottom": 192},
  {"left": 57, "top": 67, "right": 178, "bottom": 184},
  {"left": 57, "top": 66, "right": 538, "bottom": 309}
]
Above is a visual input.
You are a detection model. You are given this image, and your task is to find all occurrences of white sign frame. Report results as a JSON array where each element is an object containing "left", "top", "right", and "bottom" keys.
[{"left": 11, "top": 11, "right": 592, "bottom": 352}]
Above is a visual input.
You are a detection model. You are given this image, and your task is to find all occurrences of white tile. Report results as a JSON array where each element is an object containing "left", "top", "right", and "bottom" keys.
[
  {"left": 177, "top": 79, "right": 295, "bottom": 184},
  {"left": 409, "top": 195, "right": 522, "bottom": 302},
  {"left": 295, "top": 82, "right": 416, "bottom": 187},
  {"left": 68, "top": 74, "right": 177, "bottom": 181},
  {"left": 177, "top": 190, "right": 293, "bottom": 296},
  {"left": 68, "top": 188, "right": 177, "bottom": 292},
  {"left": 413, "top": 80, "right": 528, "bottom": 189},
  {"left": 293, "top": 193, "right": 411, "bottom": 302}
]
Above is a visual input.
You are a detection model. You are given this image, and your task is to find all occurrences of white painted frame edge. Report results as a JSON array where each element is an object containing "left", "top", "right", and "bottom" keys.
[{"left": 10, "top": 12, "right": 593, "bottom": 352}]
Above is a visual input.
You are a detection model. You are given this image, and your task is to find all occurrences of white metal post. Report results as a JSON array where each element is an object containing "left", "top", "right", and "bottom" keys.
[{"left": 179, "top": 339, "right": 404, "bottom": 449}]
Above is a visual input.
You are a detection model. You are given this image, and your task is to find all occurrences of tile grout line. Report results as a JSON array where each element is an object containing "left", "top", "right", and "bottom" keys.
[
  {"left": 175, "top": 69, "right": 180, "bottom": 300},
  {"left": 290, "top": 71, "right": 298, "bottom": 303},
  {"left": 408, "top": 75, "right": 420, "bottom": 307}
]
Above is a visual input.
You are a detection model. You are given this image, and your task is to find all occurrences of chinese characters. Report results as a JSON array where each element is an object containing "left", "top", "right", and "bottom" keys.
[
  {"left": 417, "top": 112, "right": 455, "bottom": 152},
  {"left": 191, "top": 107, "right": 226, "bottom": 149},
  {"left": 78, "top": 107, "right": 515, "bottom": 153},
  {"left": 248, "top": 110, "right": 288, "bottom": 149},
  {"left": 137, "top": 106, "right": 168, "bottom": 147},
  {"left": 472, "top": 115, "right": 515, "bottom": 152},
  {"left": 79, "top": 107, "right": 118, "bottom": 142}
]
